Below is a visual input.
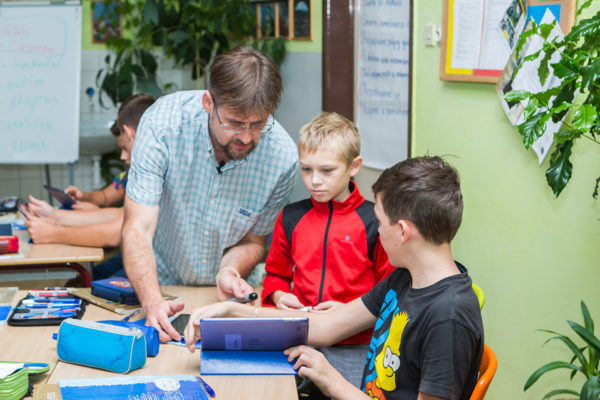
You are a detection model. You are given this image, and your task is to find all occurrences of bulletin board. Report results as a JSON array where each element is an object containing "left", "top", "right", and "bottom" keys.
[
  {"left": 439, "top": 0, "right": 575, "bottom": 83},
  {"left": 0, "top": 2, "right": 82, "bottom": 163},
  {"left": 354, "top": 0, "right": 412, "bottom": 170}
]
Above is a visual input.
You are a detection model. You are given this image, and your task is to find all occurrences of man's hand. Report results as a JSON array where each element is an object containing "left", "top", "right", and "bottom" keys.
[
  {"left": 184, "top": 302, "right": 232, "bottom": 353},
  {"left": 216, "top": 269, "right": 254, "bottom": 301},
  {"left": 285, "top": 345, "right": 357, "bottom": 398},
  {"left": 25, "top": 218, "right": 56, "bottom": 244},
  {"left": 272, "top": 290, "right": 305, "bottom": 310},
  {"left": 142, "top": 298, "right": 185, "bottom": 342},
  {"left": 65, "top": 185, "right": 84, "bottom": 200}
]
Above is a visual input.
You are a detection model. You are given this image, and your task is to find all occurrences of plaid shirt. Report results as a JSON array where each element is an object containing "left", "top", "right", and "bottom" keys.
[{"left": 127, "top": 91, "right": 299, "bottom": 285}]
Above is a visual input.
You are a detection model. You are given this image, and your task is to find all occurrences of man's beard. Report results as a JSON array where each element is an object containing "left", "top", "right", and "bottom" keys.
[{"left": 221, "top": 138, "right": 257, "bottom": 160}]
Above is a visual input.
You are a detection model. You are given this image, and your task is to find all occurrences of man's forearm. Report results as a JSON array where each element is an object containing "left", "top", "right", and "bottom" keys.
[
  {"left": 122, "top": 199, "right": 162, "bottom": 307},
  {"left": 55, "top": 208, "right": 122, "bottom": 227},
  {"left": 52, "top": 218, "right": 122, "bottom": 247},
  {"left": 218, "top": 235, "right": 266, "bottom": 277}
]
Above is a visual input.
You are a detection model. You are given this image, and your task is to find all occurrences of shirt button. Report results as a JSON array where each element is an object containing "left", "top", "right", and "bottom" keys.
[
  {"left": 202, "top": 259, "right": 207, "bottom": 264},
  {"left": 210, "top": 200, "right": 215, "bottom": 206},
  {"left": 204, "top": 231, "right": 209, "bottom": 236}
]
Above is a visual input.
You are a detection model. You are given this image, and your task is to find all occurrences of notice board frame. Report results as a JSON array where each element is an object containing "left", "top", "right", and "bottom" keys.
[{"left": 439, "top": 0, "right": 576, "bottom": 83}]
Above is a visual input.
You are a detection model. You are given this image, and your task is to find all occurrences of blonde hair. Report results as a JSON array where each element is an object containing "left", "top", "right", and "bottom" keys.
[{"left": 298, "top": 112, "right": 361, "bottom": 166}]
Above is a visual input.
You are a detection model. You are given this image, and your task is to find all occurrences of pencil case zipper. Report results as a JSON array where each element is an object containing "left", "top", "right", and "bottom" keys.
[{"left": 60, "top": 318, "right": 144, "bottom": 339}]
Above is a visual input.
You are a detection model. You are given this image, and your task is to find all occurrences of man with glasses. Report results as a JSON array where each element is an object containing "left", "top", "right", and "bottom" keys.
[{"left": 122, "top": 46, "right": 299, "bottom": 341}]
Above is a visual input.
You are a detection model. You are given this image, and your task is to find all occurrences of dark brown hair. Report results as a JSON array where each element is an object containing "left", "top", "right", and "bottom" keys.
[
  {"left": 208, "top": 46, "right": 282, "bottom": 116},
  {"left": 110, "top": 121, "right": 120, "bottom": 137},
  {"left": 372, "top": 156, "right": 463, "bottom": 244},
  {"left": 116, "top": 93, "right": 156, "bottom": 132}
]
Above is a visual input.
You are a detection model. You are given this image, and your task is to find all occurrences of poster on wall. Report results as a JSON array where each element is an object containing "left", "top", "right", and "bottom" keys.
[{"left": 355, "top": 0, "right": 411, "bottom": 170}]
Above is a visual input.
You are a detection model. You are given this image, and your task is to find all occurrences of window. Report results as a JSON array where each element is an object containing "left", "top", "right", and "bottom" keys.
[{"left": 251, "top": 0, "right": 313, "bottom": 40}]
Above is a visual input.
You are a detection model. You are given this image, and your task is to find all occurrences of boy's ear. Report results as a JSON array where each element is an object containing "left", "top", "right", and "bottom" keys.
[
  {"left": 348, "top": 155, "right": 363, "bottom": 177},
  {"left": 122, "top": 124, "right": 136, "bottom": 141},
  {"left": 397, "top": 219, "right": 414, "bottom": 244},
  {"left": 202, "top": 91, "right": 214, "bottom": 113}
]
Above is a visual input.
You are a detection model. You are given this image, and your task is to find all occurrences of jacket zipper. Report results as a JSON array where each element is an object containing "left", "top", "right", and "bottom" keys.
[{"left": 318, "top": 202, "right": 334, "bottom": 303}]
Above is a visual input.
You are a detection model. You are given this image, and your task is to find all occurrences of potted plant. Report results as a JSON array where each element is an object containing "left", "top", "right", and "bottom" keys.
[
  {"left": 504, "top": 2, "right": 600, "bottom": 197},
  {"left": 95, "top": 0, "right": 286, "bottom": 107},
  {"left": 524, "top": 301, "right": 600, "bottom": 399}
]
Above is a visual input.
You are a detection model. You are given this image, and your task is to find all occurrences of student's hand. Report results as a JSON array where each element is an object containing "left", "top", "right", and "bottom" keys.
[
  {"left": 25, "top": 217, "right": 57, "bottom": 244},
  {"left": 272, "top": 291, "right": 305, "bottom": 310},
  {"left": 184, "top": 302, "right": 233, "bottom": 353},
  {"left": 142, "top": 298, "right": 185, "bottom": 342},
  {"left": 65, "top": 185, "right": 84, "bottom": 200},
  {"left": 27, "top": 195, "right": 56, "bottom": 220},
  {"left": 216, "top": 271, "right": 254, "bottom": 302},
  {"left": 72, "top": 201, "right": 100, "bottom": 211},
  {"left": 311, "top": 301, "right": 344, "bottom": 313},
  {"left": 285, "top": 345, "right": 349, "bottom": 398}
]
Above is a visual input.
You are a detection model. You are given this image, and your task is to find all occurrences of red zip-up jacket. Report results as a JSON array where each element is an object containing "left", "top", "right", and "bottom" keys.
[{"left": 261, "top": 183, "right": 394, "bottom": 345}]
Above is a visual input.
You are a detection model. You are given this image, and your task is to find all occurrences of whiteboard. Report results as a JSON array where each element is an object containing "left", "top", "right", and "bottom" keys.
[
  {"left": 0, "top": 3, "right": 82, "bottom": 164},
  {"left": 355, "top": 0, "right": 411, "bottom": 169}
]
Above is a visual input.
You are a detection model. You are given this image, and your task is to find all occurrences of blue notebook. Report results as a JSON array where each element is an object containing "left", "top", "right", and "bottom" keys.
[{"left": 199, "top": 317, "right": 308, "bottom": 375}]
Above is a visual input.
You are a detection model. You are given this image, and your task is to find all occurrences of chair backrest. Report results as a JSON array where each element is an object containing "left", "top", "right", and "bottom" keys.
[
  {"left": 472, "top": 283, "right": 485, "bottom": 310},
  {"left": 470, "top": 344, "right": 497, "bottom": 400}
]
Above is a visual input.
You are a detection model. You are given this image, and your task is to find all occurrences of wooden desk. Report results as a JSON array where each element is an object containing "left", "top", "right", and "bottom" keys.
[
  {"left": 1, "top": 286, "right": 298, "bottom": 399},
  {"left": 0, "top": 230, "right": 103, "bottom": 287}
]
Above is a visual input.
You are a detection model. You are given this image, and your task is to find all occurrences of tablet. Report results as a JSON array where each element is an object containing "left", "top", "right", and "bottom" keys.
[
  {"left": 43, "top": 185, "right": 76, "bottom": 209},
  {"left": 200, "top": 317, "right": 308, "bottom": 351}
]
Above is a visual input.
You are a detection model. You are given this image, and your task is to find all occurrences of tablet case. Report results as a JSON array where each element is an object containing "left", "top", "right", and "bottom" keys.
[
  {"left": 199, "top": 317, "right": 308, "bottom": 375},
  {"left": 43, "top": 185, "right": 75, "bottom": 209},
  {"left": 91, "top": 277, "right": 139, "bottom": 305}
]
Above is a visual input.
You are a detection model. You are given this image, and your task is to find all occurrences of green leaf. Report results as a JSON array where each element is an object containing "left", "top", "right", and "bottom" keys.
[
  {"left": 541, "top": 389, "right": 580, "bottom": 400},
  {"left": 167, "top": 30, "right": 191, "bottom": 44},
  {"left": 581, "top": 376, "right": 600, "bottom": 400},
  {"left": 581, "top": 301, "right": 594, "bottom": 334},
  {"left": 539, "top": 21, "right": 556, "bottom": 40},
  {"left": 546, "top": 140, "right": 573, "bottom": 197},
  {"left": 140, "top": 51, "right": 158, "bottom": 75},
  {"left": 580, "top": 59, "right": 600, "bottom": 90},
  {"left": 568, "top": 321, "right": 600, "bottom": 354},
  {"left": 534, "top": 86, "right": 561, "bottom": 107},
  {"left": 573, "top": 105, "right": 598, "bottom": 131},
  {"left": 593, "top": 176, "right": 600, "bottom": 199},
  {"left": 565, "top": 10, "right": 600, "bottom": 42},
  {"left": 136, "top": 78, "right": 162, "bottom": 98},
  {"left": 516, "top": 24, "right": 538, "bottom": 57},
  {"left": 551, "top": 81, "right": 578, "bottom": 122},
  {"left": 539, "top": 330, "right": 589, "bottom": 369},
  {"left": 538, "top": 46, "right": 553, "bottom": 86},
  {"left": 555, "top": 129, "right": 582, "bottom": 145},
  {"left": 524, "top": 361, "right": 582, "bottom": 390},
  {"left": 518, "top": 112, "right": 547, "bottom": 148},
  {"left": 504, "top": 90, "right": 532, "bottom": 102},
  {"left": 552, "top": 59, "right": 578, "bottom": 80},
  {"left": 576, "top": 0, "right": 594, "bottom": 17},
  {"left": 142, "top": 0, "right": 159, "bottom": 24}
]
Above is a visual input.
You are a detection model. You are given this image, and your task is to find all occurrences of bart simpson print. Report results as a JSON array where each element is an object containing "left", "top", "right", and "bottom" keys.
[{"left": 366, "top": 311, "right": 409, "bottom": 399}]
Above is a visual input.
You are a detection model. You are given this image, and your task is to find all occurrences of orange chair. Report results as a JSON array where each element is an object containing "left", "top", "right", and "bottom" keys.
[{"left": 470, "top": 344, "right": 497, "bottom": 400}]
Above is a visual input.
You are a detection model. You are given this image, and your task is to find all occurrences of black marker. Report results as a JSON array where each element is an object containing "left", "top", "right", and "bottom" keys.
[{"left": 227, "top": 292, "right": 258, "bottom": 303}]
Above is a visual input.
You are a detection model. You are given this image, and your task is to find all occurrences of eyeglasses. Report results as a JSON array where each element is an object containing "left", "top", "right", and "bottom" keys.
[{"left": 213, "top": 106, "right": 274, "bottom": 135}]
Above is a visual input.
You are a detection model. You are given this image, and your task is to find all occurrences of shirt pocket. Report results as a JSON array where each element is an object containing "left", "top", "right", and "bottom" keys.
[{"left": 223, "top": 205, "right": 263, "bottom": 248}]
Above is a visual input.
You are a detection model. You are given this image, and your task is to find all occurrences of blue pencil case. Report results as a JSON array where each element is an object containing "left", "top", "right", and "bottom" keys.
[
  {"left": 91, "top": 277, "right": 139, "bottom": 305},
  {"left": 98, "top": 319, "right": 159, "bottom": 357},
  {"left": 55, "top": 319, "right": 146, "bottom": 373}
]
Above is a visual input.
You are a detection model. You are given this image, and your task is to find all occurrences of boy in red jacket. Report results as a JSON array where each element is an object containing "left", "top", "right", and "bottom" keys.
[{"left": 261, "top": 112, "right": 394, "bottom": 387}]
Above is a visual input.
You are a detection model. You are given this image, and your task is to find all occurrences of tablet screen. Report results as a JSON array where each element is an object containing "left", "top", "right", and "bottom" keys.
[{"left": 43, "top": 185, "right": 75, "bottom": 209}]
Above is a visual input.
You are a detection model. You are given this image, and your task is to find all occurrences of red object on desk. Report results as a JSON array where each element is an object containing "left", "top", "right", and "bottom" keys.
[{"left": 0, "top": 235, "right": 19, "bottom": 254}]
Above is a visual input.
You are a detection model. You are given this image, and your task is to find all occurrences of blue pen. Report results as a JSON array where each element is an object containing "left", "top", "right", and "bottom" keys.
[
  {"left": 195, "top": 376, "right": 216, "bottom": 398},
  {"left": 20, "top": 303, "right": 79, "bottom": 309},
  {"left": 24, "top": 298, "right": 79, "bottom": 303}
]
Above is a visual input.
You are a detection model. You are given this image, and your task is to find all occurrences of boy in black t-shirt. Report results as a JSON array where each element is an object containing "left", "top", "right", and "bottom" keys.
[{"left": 184, "top": 156, "right": 484, "bottom": 400}]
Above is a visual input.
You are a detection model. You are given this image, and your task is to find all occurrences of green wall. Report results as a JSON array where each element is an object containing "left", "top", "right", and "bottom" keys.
[{"left": 413, "top": 1, "right": 600, "bottom": 399}]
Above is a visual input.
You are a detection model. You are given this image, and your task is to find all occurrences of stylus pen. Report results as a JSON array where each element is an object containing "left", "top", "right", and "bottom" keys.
[{"left": 227, "top": 292, "right": 258, "bottom": 303}]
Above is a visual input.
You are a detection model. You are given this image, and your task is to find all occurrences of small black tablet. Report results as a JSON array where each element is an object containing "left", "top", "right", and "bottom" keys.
[
  {"left": 43, "top": 185, "right": 76, "bottom": 209},
  {"left": 171, "top": 313, "right": 190, "bottom": 336}
]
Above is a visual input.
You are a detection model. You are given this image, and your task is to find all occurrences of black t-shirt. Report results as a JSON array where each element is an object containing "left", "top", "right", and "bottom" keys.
[{"left": 360, "top": 267, "right": 484, "bottom": 400}]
